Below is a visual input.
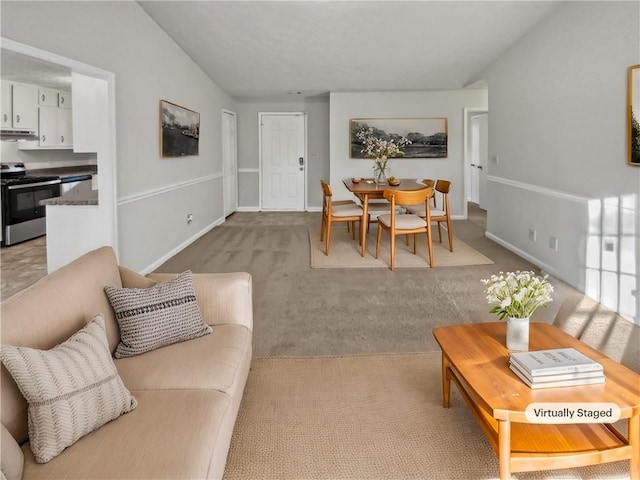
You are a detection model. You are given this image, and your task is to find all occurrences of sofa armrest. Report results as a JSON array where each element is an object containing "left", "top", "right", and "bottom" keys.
[{"left": 146, "top": 272, "right": 253, "bottom": 331}]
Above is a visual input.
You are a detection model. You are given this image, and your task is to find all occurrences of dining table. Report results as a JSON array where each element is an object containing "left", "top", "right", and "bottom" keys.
[{"left": 342, "top": 178, "right": 428, "bottom": 257}]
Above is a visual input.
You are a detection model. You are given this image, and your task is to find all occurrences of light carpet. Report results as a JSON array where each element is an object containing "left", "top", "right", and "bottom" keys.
[
  {"left": 310, "top": 226, "right": 493, "bottom": 268},
  {"left": 224, "top": 353, "right": 630, "bottom": 480}
]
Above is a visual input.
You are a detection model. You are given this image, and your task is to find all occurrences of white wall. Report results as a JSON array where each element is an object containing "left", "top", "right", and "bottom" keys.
[
  {"left": 1, "top": 1, "right": 235, "bottom": 272},
  {"left": 482, "top": 1, "right": 640, "bottom": 324},
  {"left": 329, "top": 90, "right": 488, "bottom": 216},
  {"left": 235, "top": 95, "right": 330, "bottom": 210}
]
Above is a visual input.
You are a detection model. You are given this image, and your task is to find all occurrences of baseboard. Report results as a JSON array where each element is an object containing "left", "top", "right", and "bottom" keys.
[{"left": 140, "top": 217, "right": 224, "bottom": 274}]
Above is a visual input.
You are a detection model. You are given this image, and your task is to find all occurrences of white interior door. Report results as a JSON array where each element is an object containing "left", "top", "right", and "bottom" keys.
[
  {"left": 260, "top": 113, "right": 306, "bottom": 210},
  {"left": 222, "top": 110, "right": 238, "bottom": 217},
  {"left": 469, "top": 112, "right": 488, "bottom": 210}
]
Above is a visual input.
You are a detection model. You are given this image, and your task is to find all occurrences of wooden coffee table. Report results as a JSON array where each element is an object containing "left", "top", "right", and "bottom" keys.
[{"left": 433, "top": 322, "right": 639, "bottom": 480}]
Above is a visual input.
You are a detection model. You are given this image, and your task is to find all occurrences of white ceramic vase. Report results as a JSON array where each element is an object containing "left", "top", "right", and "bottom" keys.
[{"left": 506, "top": 317, "right": 530, "bottom": 351}]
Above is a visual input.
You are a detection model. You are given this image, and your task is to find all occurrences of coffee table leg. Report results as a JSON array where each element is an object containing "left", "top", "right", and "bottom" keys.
[
  {"left": 498, "top": 420, "right": 511, "bottom": 480},
  {"left": 441, "top": 352, "right": 451, "bottom": 408},
  {"left": 631, "top": 415, "right": 639, "bottom": 480}
]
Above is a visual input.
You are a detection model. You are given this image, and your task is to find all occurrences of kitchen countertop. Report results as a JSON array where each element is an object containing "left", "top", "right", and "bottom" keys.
[
  {"left": 40, "top": 189, "right": 98, "bottom": 206},
  {"left": 30, "top": 165, "right": 98, "bottom": 179}
]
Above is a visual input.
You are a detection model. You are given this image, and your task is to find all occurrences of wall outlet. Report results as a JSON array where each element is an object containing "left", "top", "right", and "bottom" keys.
[
  {"left": 528, "top": 228, "right": 537, "bottom": 242},
  {"left": 549, "top": 236, "right": 558, "bottom": 251},
  {"left": 186, "top": 213, "right": 193, "bottom": 224}
]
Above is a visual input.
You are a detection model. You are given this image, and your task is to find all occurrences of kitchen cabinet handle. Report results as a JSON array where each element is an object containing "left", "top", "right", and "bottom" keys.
[
  {"left": 60, "top": 97, "right": 64, "bottom": 105},
  {"left": 16, "top": 114, "right": 20, "bottom": 123},
  {"left": 60, "top": 136, "right": 64, "bottom": 143},
  {"left": 42, "top": 94, "right": 45, "bottom": 102},
  {"left": 3, "top": 114, "right": 6, "bottom": 122},
  {"left": 42, "top": 135, "right": 46, "bottom": 142}
]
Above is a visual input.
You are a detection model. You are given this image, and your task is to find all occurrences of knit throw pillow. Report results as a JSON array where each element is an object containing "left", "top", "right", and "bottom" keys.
[
  {"left": 105, "top": 270, "right": 212, "bottom": 358},
  {"left": 0, "top": 315, "right": 138, "bottom": 463}
]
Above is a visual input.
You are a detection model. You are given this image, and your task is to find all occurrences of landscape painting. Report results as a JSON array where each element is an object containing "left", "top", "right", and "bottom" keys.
[
  {"left": 350, "top": 118, "right": 448, "bottom": 159},
  {"left": 160, "top": 100, "right": 200, "bottom": 157},
  {"left": 629, "top": 65, "right": 640, "bottom": 166}
]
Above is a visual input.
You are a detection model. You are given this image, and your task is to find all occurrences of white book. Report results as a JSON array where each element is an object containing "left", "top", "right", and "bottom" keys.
[
  {"left": 509, "top": 359, "right": 605, "bottom": 383},
  {"left": 509, "top": 364, "right": 605, "bottom": 389},
  {"left": 510, "top": 348, "right": 603, "bottom": 376}
]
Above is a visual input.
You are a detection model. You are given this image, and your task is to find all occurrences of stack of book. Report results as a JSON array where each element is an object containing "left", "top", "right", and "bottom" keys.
[{"left": 509, "top": 348, "right": 605, "bottom": 389}]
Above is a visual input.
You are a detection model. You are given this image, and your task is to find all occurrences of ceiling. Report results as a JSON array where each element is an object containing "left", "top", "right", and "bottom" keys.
[
  {"left": 1, "top": 49, "right": 72, "bottom": 90},
  {"left": 138, "top": 1, "right": 561, "bottom": 99}
]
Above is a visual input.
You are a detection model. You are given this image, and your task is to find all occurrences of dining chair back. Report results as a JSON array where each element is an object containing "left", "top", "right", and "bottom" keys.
[
  {"left": 375, "top": 187, "right": 434, "bottom": 269},
  {"left": 406, "top": 179, "right": 453, "bottom": 252},
  {"left": 422, "top": 178, "right": 436, "bottom": 208},
  {"left": 320, "top": 180, "right": 364, "bottom": 255}
]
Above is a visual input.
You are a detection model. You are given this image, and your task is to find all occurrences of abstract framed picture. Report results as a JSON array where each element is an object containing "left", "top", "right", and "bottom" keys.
[
  {"left": 160, "top": 100, "right": 200, "bottom": 157},
  {"left": 628, "top": 65, "right": 640, "bottom": 166},
  {"left": 350, "top": 117, "right": 448, "bottom": 159}
]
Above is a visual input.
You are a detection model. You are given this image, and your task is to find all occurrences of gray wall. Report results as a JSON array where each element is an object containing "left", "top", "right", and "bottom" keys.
[
  {"left": 2, "top": 1, "right": 236, "bottom": 272},
  {"left": 235, "top": 95, "right": 330, "bottom": 210},
  {"left": 482, "top": 1, "right": 640, "bottom": 324}
]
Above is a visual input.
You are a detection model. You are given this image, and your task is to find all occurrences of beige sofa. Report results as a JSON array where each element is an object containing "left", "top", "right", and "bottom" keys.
[{"left": 1, "top": 246, "right": 253, "bottom": 479}]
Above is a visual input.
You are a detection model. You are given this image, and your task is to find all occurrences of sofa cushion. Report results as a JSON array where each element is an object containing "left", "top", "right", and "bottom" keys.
[
  {"left": 0, "top": 315, "right": 137, "bottom": 463},
  {"left": 105, "top": 271, "right": 212, "bottom": 358},
  {"left": 115, "top": 324, "right": 251, "bottom": 393},
  {"left": 1, "top": 424, "right": 23, "bottom": 480},
  {"left": 20, "top": 390, "right": 230, "bottom": 480}
]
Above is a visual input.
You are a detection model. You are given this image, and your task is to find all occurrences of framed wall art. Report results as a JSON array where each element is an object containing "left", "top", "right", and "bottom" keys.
[
  {"left": 350, "top": 117, "right": 448, "bottom": 159},
  {"left": 160, "top": 100, "right": 200, "bottom": 157},
  {"left": 628, "top": 65, "right": 640, "bottom": 166}
]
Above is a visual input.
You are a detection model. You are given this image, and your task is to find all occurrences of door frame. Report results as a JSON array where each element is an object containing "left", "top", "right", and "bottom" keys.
[
  {"left": 463, "top": 107, "right": 488, "bottom": 217},
  {"left": 221, "top": 109, "right": 238, "bottom": 217},
  {"left": 258, "top": 112, "right": 307, "bottom": 211},
  {"left": 1, "top": 37, "right": 118, "bottom": 265}
]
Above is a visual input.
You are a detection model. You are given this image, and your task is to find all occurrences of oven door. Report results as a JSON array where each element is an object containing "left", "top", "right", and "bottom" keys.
[{"left": 5, "top": 180, "right": 61, "bottom": 224}]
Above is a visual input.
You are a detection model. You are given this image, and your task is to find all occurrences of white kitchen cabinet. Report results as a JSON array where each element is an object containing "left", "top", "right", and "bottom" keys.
[
  {"left": 1, "top": 81, "right": 37, "bottom": 131},
  {"left": 38, "top": 88, "right": 58, "bottom": 107},
  {"left": 58, "top": 92, "right": 71, "bottom": 109},
  {"left": 19, "top": 89, "right": 73, "bottom": 150},
  {"left": 1, "top": 82, "right": 11, "bottom": 128}
]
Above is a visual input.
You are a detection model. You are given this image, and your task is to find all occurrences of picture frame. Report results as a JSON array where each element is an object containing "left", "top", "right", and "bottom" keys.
[
  {"left": 160, "top": 100, "right": 200, "bottom": 157},
  {"left": 350, "top": 117, "right": 448, "bottom": 159},
  {"left": 628, "top": 65, "right": 640, "bottom": 166}
]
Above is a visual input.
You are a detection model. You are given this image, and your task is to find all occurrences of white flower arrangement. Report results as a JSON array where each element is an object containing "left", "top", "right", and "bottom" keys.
[
  {"left": 481, "top": 271, "right": 554, "bottom": 320},
  {"left": 355, "top": 127, "right": 411, "bottom": 180}
]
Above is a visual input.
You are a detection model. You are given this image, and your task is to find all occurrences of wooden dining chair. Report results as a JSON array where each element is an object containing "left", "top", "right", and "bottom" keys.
[
  {"left": 421, "top": 178, "right": 436, "bottom": 208},
  {"left": 375, "top": 187, "right": 435, "bottom": 270},
  {"left": 320, "top": 180, "right": 364, "bottom": 255},
  {"left": 406, "top": 179, "right": 453, "bottom": 252}
]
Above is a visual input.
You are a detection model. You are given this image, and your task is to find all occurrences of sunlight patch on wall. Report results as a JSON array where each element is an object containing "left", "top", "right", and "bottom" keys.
[{"left": 585, "top": 194, "right": 638, "bottom": 324}]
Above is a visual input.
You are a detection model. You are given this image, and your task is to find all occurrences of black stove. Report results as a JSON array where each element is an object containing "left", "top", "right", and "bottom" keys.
[
  {"left": 0, "top": 163, "right": 60, "bottom": 186},
  {"left": 1, "top": 162, "right": 62, "bottom": 246}
]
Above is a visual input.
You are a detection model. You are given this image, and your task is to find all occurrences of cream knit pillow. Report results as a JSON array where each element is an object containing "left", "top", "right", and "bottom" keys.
[
  {"left": 105, "top": 270, "right": 212, "bottom": 358},
  {"left": 0, "top": 315, "right": 137, "bottom": 463}
]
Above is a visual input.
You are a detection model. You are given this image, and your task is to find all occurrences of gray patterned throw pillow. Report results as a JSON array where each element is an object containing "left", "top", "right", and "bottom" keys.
[
  {"left": 0, "top": 315, "right": 138, "bottom": 463},
  {"left": 105, "top": 270, "right": 212, "bottom": 358}
]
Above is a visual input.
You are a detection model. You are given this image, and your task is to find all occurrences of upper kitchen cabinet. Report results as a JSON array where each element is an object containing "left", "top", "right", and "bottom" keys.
[
  {"left": 1, "top": 81, "right": 38, "bottom": 130},
  {"left": 20, "top": 88, "right": 73, "bottom": 150}
]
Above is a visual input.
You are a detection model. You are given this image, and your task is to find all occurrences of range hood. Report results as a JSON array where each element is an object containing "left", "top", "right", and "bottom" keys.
[{"left": 1, "top": 129, "right": 39, "bottom": 141}]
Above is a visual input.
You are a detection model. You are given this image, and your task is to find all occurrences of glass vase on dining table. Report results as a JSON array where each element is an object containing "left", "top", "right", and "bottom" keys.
[{"left": 373, "top": 158, "right": 390, "bottom": 185}]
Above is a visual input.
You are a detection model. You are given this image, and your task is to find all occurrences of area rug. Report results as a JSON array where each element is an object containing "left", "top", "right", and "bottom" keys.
[
  {"left": 224, "top": 353, "right": 629, "bottom": 479},
  {"left": 309, "top": 226, "right": 493, "bottom": 268}
]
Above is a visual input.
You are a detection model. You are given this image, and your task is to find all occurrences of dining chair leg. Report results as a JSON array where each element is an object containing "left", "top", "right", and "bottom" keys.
[
  {"left": 375, "top": 224, "right": 383, "bottom": 258},
  {"left": 413, "top": 233, "right": 417, "bottom": 254},
  {"left": 447, "top": 218, "right": 454, "bottom": 252},
  {"left": 324, "top": 220, "right": 332, "bottom": 256},
  {"left": 437, "top": 222, "right": 443, "bottom": 244},
  {"left": 320, "top": 215, "right": 326, "bottom": 241},
  {"left": 351, "top": 221, "right": 356, "bottom": 240},
  {"left": 405, "top": 234, "right": 410, "bottom": 246},
  {"left": 389, "top": 232, "right": 396, "bottom": 270},
  {"left": 426, "top": 226, "right": 434, "bottom": 268}
]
